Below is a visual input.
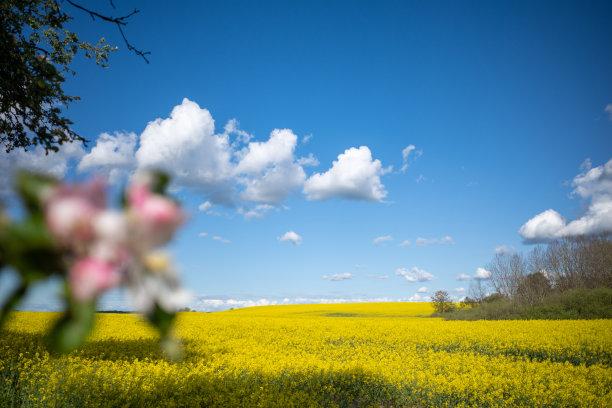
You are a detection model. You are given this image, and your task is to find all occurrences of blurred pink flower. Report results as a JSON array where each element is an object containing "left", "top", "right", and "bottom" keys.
[
  {"left": 127, "top": 181, "right": 184, "bottom": 249},
  {"left": 69, "top": 257, "right": 120, "bottom": 302}
]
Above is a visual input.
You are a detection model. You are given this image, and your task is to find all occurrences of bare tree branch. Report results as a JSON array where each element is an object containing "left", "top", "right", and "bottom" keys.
[{"left": 64, "top": 0, "right": 151, "bottom": 63}]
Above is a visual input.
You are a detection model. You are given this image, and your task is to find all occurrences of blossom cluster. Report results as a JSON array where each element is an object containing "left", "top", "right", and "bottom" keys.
[{"left": 42, "top": 172, "right": 189, "bottom": 312}]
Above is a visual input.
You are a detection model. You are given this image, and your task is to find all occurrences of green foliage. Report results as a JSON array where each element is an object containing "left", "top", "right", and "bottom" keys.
[
  {"left": 442, "top": 288, "right": 612, "bottom": 320},
  {"left": 0, "top": 0, "right": 117, "bottom": 153}
]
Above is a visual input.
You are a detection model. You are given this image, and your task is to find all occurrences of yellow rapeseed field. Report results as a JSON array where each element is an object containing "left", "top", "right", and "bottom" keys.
[{"left": 1, "top": 303, "right": 611, "bottom": 407}]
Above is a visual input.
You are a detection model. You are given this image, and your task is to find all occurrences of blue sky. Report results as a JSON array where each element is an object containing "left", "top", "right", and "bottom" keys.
[{"left": 2, "top": 0, "right": 612, "bottom": 311}]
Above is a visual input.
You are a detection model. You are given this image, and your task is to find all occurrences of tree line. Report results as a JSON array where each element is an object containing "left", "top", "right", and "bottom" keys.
[{"left": 432, "top": 233, "right": 612, "bottom": 319}]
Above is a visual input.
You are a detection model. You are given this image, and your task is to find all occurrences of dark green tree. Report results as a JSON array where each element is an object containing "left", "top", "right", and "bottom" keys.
[{"left": 0, "top": 0, "right": 147, "bottom": 153}]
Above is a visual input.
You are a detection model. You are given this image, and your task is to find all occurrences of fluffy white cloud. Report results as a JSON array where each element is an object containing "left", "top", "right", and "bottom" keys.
[
  {"left": 454, "top": 287, "right": 466, "bottom": 292},
  {"left": 199, "top": 232, "right": 208, "bottom": 237},
  {"left": 322, "top": 273, "right": 354, "bottom": 281},
  {"left": 78, "top": 132, "right": 137, "bottom": 182},
  {"left": 456, "top": 273, "right": 472, "bottom": 281},
  {"left": 135, "top": 98, "right": 234, "bottom": 198},
  {"left": 494, "top": 245, "right": 515, "bottom": 255},
  {"left": 212, "top": 236, "right": 230, "bottom": 244},
  {"left": 235, "top": 129, "right": 297, "bottom": 174},
  {"left": 279, "top": 231, "right": 302, "bottom": 245},
  {"left": 236, "top": 129, "right": 307, "bottom": 204},
  {"left": 605, "top": 104, "right": 612, "bottom": 120},
  {"left": 519, "top": 157, "right": 612, "bottom": 242},
  {"left": 395, "top": 267, "right": 436, "bottom": 282},
  {"left": 194, "top": 297, "right": 274, "bottom": 312},
  {"left": 303, "top": 146, "right": 388, "bottom": 201},
  {"left": 417, "top": 286, "right": 429, "bottom": 293},
  {"left": 415, "top": 236, "right": 454, "bottom": 246},
  {"left": 474, "top": 267, "right": 491, "bottom": 280},
  {"left": 0, "top": 142, "right": 84, "bottom": 193},
  {"left": 373, "top": 235, "right": 393, "bottom": 244},
  {"left": 239, "top": 162, "right": 306, "bottom": 204},
  {"left": 399, "top": 240, "right": 411, "bottom": 247}
]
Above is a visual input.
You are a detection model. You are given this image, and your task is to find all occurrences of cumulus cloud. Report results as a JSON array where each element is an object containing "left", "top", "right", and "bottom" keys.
[
  {"left": 0, "top": 142, "right": 85, "bottom": 193},
  {"left": 456, "top": 274, "right": 472, "bottom": 281},
  {"left": 238, "top": 204, "right": 277, "bottom": 219},
  {"left": 212, "top": 236, "right": 230, "bottom": 244},
  {"left": 395, "top": 267, "right": 436, "bottom": 282},
  {"left": 373, "top": 235, "right": 393, "bottom": 244},
  {"left": 278, "top": 231, "right": 302, "bottom": 245},
  {"left": 399, "top": 240, "right": 411, "bottom": 247},
  {"left": 303, "top": 146, "right": 388, "bottom": 201},
  {"left": 322, "top": 273, "right": 354, "bottom": 281},
  {"left": 454, "top": 287, "right": 466, "bottom": 293},
  {"left": 135, "top": 98, "right": 234, "bottom": 198},
  {"left": 78, "top": 132, "right": 137, "bottom": 182},
  {"left": 199, "top": 232, "right": 208, "bottom": 237},
  {"left": 417, "top": 286, "right": 429, "bottom": 293},
  {"left": 519, "top": 157, "right": 612, "bottom": 242},
  {"left": 494, "top": 245, "right": 515, "bottom": 256},
  {"left": 415, "top": 236, "right": 454, "bottom": 246},
  {"left": 194, "top": 297, "right": 274, "bottom": 312},
  {"left": 474, "top": 267, "right": 491, "bottom": 280}
]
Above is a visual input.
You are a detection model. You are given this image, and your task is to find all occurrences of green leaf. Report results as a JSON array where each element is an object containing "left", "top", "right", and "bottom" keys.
[
  {"left": 149, "top": 171, "right": 170, "bottom": 195},
  {"left": 147, "top": 302, "right": 175, "bottom": 337},
  {"left": 5, "top": 216, "right": 64, "bottom": 280},
  {"left": 49, "top": 297, "right": 96, "bottom": 353},
  {"left": 15, "top": 171, "right": 58, "bottom": 215}
]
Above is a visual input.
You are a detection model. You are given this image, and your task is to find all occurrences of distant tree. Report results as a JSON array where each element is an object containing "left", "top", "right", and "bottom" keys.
[
  {"left": 516, "top": 271, "right": 552, "bottom": 306},
  {"left": 432, "top": 290, "right": 456, "bottom": 313},
  {"left": 0, "top": 0, "right": 148, "bottom": 153}
]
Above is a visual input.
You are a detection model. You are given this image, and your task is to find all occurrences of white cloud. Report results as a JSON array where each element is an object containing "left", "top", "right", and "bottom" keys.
[
  {"left": 303, "top": 146, "right": 387, "bottom": 201},
  {"left": 399, "top": 240, "right": 411, "bottom": 247},
  {"left": 77, "top": 132, "right": 137, "bottom": 182},
  {"left": 194, "top": 297, "right": 274, "bottom": 312},
  {"left": 322, "top": 273, "right": 354, "bottom": 281},
  {"left": 395, "top": 267, "right": 436, "bottom": 282},
  {"left": 236, "top": 129, "right": 306, "bottom": 204},
  {"left": 354, "top": 264, "right": 367, "bottom": 269},
  {"left": 279, "top": 231, "right": 302, "bottom": 245},
  {"left": 519, "top": 157, "right": 612, "bottom": 242},
  {"left": 302, "top": 134, "right": 313, "bottom": 144},
  {"left": 0, "top": 142, "right": 85, "bottom": 193},
  {"left": 454, "top": 287, "right": 466, "bottom": 292},
  {"left": 239, "top": 162, "right": 306, "bottom": 204},
  {"left": 415, "top": 236, "right": 454, "bottom": 246},
  {"left": 605, "top": 104, "right": 612, "bottom": 121},
  {"left": 238, "top": 204, "right": 277, "bottom": 219},
  {"left": 199, "top": 232, "right": 208, "bottom": 237},
  {"left": 135, "top": 99, "right": 234, "bottom": 196},
  {"left": 456, "top": 273, "right": 472, "bottom": 281},
  {"left": 235, "top": 129, "right": 297, "bottom": 174},
  {"left": 417, "top": 286, "right": 429, "bottom": 293},
  {"left": 373, "top": 235, "right": 393, "bottom": 244},
  {"left": 198, "top": 201, "right": 213, "bottom": 212},
  {"left": 297, "top": 153, "right": 319, "bottom": 166},
  {"left": 416, "top": 175, "right": 426, "bottom": 183},
  {"left": 408, "top": 293, "right": 430, "bottom": 302},
  {"left": 474, "top": 267, "right": 491, "bottom": 280},
  {"left": 212, "top": 236, "right": 230, "bottom": 244},
  {"left": 494, "top": 245, "right": 515, "bottom": 256},
  {"left": 400, "top": 145, "right": 422, "bottom": 173}
]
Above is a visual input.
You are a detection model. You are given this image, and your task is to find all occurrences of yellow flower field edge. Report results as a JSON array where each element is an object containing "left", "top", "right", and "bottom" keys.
[{"left": 1, "top": 304, "right": 611, "bottom": 407}]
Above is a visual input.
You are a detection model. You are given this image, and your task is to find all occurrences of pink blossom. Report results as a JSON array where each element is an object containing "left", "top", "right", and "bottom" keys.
[
  {"left": 127, "top": 181, "right": 184, "bottom": 249},
  {"left": 69, "top": 257, "right": 120, "bottom": 302}
]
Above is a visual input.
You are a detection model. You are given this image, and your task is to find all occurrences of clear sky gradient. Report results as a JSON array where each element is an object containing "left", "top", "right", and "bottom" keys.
[{"left": 2, "top": 0, "right": 611, "bottom": 311}]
